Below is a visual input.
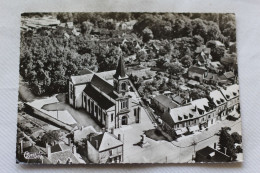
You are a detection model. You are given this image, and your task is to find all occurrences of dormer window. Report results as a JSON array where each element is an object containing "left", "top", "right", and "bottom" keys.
[
  {"left": 226, "top": 95, "right": 230, "bottom": 99},
  {"left": 233, "top": 92, "right": 237, "bottom": 96},
  {"left": 178, "top": 116, "right": 182, "bottom": 121},
  {"left": 184, "top": 115, "right": 188, "bottom": 119}
]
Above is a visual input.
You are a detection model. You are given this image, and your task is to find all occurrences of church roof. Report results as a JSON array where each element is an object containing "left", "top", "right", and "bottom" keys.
[
  {"left": 89, "top": 132, "right": 123, "bottom": 152},
  {"left": 91, "top": 74, "right": 118, "bottom": 99},
  {"left": 114, "top": 57, "right": 127, "bottom": 79},
  {"left": 83, "top": 84, "right": 115, "bottom": 110}
]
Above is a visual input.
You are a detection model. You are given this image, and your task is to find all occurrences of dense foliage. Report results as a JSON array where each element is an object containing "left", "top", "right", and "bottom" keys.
[{"left": 20, "top": 13, "right": 236, "bottom": 96}]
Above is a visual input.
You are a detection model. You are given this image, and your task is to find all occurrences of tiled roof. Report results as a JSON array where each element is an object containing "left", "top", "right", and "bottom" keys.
[
  {"left": 188, "top": 66, "right": 206, "bottom": 75},
  {"left": 83, "top": 84, "right": 115, "bottom": 110},
  {"left": 91, "top": 74, "right": 118, "bottom": 99},
  {"left": 224, "top": 71, "right": 235, "bottom": 79},
  {"left": 196, "top": 146, "right": 230, "bottom": 162},
  {"left": 209, "top": 90, "right": 226, "bottom": 106},
  {"left": 89, "top": 132, "right": 123, "bottom": 152},
  {"left": 204, "top": 73, "right": 218, "bottom": 81},
  {"left": 220, "top": 84, "right": 239, "bottom": 100},
  {"left": 71, "top": 70, "right": 116, "bottom": 84},
  {"left": 153, "top": 95, "right": 179, "bottom": 109}
]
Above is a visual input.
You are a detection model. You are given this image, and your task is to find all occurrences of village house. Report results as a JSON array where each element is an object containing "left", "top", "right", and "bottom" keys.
[
  {"left": 209, "top": 90, "right": 227, "bottom": 120},
  {"left": 69, "top": 57, "right": 141, "bottom": 131},
  {"left": 46, "top": 142, "right": 85, "bottom": 164},
  {"left": 86, "top": 132, "right": 123, "bottom": 163},
  {"left": 195, "top": 146, "right": 231, "bottom": 163},
  {"left": 160, "top": 98, "right": 216, "bottom": 136},
  {"left": 220, "top": 84, "right": 240, "bottom": 116},
  {"left": 209, "top": 61, "right": 223, "bottom": 73},
  {"left": 187, "top": 66, "right": 207, "bottom": 82},
  {"left": 151, "top": 94, "right": 179, "bottom": 113}
]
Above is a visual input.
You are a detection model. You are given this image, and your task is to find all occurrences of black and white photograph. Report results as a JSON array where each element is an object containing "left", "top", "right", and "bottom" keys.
[{"left": 16, "top": 12, "right": 242, "bottom": 164}]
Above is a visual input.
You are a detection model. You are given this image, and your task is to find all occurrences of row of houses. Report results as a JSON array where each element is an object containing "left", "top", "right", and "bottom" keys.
[{"left": 152, "top": 84, "right": 239, "bottom": 137}]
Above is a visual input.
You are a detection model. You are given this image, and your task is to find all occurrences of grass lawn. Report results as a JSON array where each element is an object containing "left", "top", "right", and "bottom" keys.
[{"left": 145, "top": 129, "right": 169, "bottom": 142}]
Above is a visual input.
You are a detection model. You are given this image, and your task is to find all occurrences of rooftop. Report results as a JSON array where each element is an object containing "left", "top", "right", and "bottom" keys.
[
  {"left": 196, "top": 146, "right": 231, "bottom": 162},
  {"left": 188, "top": 66, "right": 206, "bottom": 75},
  {"left": 89, "top": 132, "right": 123, "bottom": 152},
  {"left": 153, "top": 95, "right": 179, "bottom": 109},
  {"left": 83, "top": 84, "right": 115, "bottom": 110}
]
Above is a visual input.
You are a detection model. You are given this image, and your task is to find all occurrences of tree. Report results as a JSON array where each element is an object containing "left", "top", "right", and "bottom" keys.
[
  {"left": 40, "top": 131, "right": 61, "bottom": 146},
  {"left": 219, "top": 127, "right": 237, "bottom": 161},
  {"left": 142, "top": 27, "right": 154, "bottom": 42},
  {"left": 231, "top": 132, "right": 242, "bottom": 144},
  {"left": 81, "top": 21, "right": 94, "bottom": 34},
  {"left": 180, "top": 55, "right": 193, "bottom": 68},
  {"left": 167, "top": 62, "right": 184, "bottom": 76}
]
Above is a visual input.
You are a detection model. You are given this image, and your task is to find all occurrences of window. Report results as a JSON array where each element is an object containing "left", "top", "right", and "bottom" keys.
[
  {"left": 121, "top": 100, "right": 128, "bottom": 109},
  {"left": 111, "top": 113, "right": 114, "bottom": 122},
  {"left": 208, "top": 115, "right": 211, "bottom": 118},
  {"left": 121, "top": 82, "right": 126, "bottom": 90}
]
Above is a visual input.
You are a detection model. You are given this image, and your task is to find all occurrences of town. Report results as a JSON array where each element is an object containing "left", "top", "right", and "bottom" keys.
[{"left": 17, "top": 12, "right": 242, "bottom": 164}]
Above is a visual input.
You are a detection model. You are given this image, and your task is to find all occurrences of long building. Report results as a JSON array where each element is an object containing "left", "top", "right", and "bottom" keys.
[{"left": 160, "top": 84, "right": 240, "bottom": 136}]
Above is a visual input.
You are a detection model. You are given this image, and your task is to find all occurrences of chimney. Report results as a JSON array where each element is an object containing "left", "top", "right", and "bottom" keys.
[
  {"left": 95, "top": 140, "right": 99, "bottom": 149},
  {"left": 72, "top": 145, "right": 76, "bottom": 154},
  {"left": 68, "top": 138, "right": 71, "bottom": 146},
  {"left": 102, "top": 128, "right": 106, "bottom": 133},
  {"left": 46, "top": 143, "right": 51, "bottom": 159},
  {"left": 20, "top": 140, "right": 23, "bottom": 154},
  {"left": 118, "top": 134, "right": 121, "bottom": 141}
]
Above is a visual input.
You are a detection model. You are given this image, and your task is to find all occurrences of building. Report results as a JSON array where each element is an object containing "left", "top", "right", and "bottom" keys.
[
  {"left": 151, "top": 95, "right": 179, "bottom": 113},
  {"left": 188, "top": 66, "right": 206, "bottom": 82},
  {"left": 209, "top": 90, "right": 227, "bottom": 120},
  {"left": 69, "top": 57, "right": 141, "bottom": 130},
  {"left": 86, "top": 132, "right": 123, "bottom": 163},
  {"left": 220, "top": 84, "right": 240, "bottom": 115},
  {"left": 209, "top": 61, "right": 223, "bottom": 73},
  {"left": 46, "top": 143, "right": 85, "bottom": 164},
  {"left": 195, "top": 146, "right": 231, "bottom": 163},
  {"left": 160, "top": 98, "right": 216, "bottom": 136}
]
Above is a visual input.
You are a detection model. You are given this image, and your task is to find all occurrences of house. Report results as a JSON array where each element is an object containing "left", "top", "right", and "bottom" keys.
[
  {"left": 190, "top": 98, "right": 216, "bottom": 128},
  {"left": 171, "top": 94, "right": 186, "bottom": 106},
  {"left": 160, "top": 98, "right": 216, "bottom": 136},
  {"left": 86, "top": 132, "right": 123, "bottom": 163},
  {"left": 220, "top": 84, "right": 240, "bottom": 115},
  {"left": 73, "top": 126, "right": 99, "bottom": 143},
  {"left": 188, "top": 66, "right": 206, "bottom": 82},
  {"left": 195, "top": 146, "right": 231, "bottom": 162},
  {"left": 187, "top": 79, "right": 200, "bottom": 88},
  {"left": 209, "top": 61, "right": 223, "bottom": 73},
  {"left": 46, "top": 142, "right": 85, "bottom": 164},
  {"left": 203, "top": 72, "right": 218, "bottom": 85},
  {"left": 151, "top": 95, "right": 179, "bottom": 113},
  {"left": 209, "top": 90, "right": 227, "bottom": 120},
  {"left": 223, "top": 71, "right": 236, "bottom": 82},
  {"left": 69, "top": 57, "right": 141, "bottom": 131}
]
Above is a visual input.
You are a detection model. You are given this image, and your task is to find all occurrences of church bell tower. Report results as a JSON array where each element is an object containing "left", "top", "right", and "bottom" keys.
[{"left": 113, "top": 56, "right": 129, "bottom": 95}]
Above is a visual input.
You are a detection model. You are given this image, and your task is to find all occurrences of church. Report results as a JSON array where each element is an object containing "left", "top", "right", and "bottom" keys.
[{"left": 68, "top": 57, "right": 141, "bottom": 130}]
